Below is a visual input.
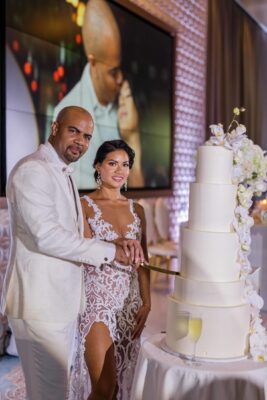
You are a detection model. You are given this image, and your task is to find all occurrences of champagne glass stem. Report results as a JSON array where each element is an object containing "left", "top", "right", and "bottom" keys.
[{"left": 192, "top": 341, "right": 197, "bottom": 362}]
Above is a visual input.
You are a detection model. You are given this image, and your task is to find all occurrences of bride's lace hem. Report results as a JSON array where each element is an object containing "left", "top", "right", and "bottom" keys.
[{"left": 68, "top": 264, "right": 142, "bottom": 400}]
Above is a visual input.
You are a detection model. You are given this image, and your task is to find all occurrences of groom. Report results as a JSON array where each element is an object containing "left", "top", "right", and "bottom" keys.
[{"left": 1, "top": 106, "right": 144, "bottom": 400}]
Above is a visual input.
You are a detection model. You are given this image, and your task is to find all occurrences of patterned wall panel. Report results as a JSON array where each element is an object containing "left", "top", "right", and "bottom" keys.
[
  {"left": 131, "top": 0, "right": 208, "bottom": 241},
  {"left": 0, "top": 209, "right": 10, "bottom": 354}
]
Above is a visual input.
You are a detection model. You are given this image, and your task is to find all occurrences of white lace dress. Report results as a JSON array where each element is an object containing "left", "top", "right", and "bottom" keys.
[{"left": 68, "top": 196, "right": 142, "bottom": 400}]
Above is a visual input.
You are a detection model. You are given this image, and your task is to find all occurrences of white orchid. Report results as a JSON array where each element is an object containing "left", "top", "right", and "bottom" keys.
[
  {"left": 236, "top": 124, "right": 247, "bottom": 135},
  {"left": 209, "top": 123, "right": 225, "bottom": 137},
  {"left": 227, "top": 125, "right": 246, "bottom": 148},
  {"left": 252, "top": 315, "right": 267, "bottom": 334},
  {"left": 237, "top": 189, "right": 253, "bottom": 208},
  {"left": 233, "top": 149, "right": 244, "bottom": 164},
  {"left": 245, "top": 288, "right": 264, "bottom": 309},
  {"left": 254, "top": 181, "right": 267, "bottom": 193},
  {"left": 250, "top": 316, "right": 267, "bottom": 361}
]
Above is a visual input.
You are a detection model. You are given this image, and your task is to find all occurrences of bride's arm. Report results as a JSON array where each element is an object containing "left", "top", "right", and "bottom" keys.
[
  {"left": 137, "top": 204, "right": 151, "bottom": 308},
  {"left": 132, "top": 203, "right": 151, "bottom": 339}
]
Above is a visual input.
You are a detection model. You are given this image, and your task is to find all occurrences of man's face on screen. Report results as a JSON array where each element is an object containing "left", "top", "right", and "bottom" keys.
[{"left": 90, "top": 40, "right": 123, "bottom": 106}]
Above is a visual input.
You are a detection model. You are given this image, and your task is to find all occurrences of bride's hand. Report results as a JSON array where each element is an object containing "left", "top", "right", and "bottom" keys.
[
  {"left": 132, "top": 304, "right": 151, "bottom": 339},
  {"left": 113, "top": 238, "right": 145, "bottom": 267}
]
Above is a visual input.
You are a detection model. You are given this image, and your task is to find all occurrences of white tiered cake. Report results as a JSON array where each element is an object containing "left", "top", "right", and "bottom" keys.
[{"left": 166, "top": 145, "right": 251, "bottom": 359}]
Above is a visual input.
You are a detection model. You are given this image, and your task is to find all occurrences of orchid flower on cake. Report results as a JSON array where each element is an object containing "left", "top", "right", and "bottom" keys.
[{"left": 207, "top": 107, "right": 267, "bottom": 361}]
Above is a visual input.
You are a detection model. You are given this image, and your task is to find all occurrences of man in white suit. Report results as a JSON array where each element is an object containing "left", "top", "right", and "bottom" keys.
[{"left": 1, "top": 106, "right": 143, "bottom": 400}]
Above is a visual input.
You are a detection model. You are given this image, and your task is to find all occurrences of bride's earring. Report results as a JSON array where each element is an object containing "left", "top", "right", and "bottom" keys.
[
  {"left": 123, "top": 179, "right": 128, "bottom": 191},
  {"left": 96, "top": 172, "right": 102, "bottom": 190}
]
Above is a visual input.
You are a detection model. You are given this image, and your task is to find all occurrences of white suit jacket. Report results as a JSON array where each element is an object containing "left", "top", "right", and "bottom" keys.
[{"left": 1, "top": 143, "right": 115, "bottom": 323}]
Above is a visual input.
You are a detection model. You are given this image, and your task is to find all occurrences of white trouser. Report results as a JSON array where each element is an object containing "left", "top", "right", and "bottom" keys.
[{"left": 9, "top": 317, "right": 77, "bottom": 400}]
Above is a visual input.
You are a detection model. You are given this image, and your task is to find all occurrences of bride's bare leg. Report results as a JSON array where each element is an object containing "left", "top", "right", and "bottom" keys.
[{"left": 85, "top": 322, "right": 117, "bottom": 400}]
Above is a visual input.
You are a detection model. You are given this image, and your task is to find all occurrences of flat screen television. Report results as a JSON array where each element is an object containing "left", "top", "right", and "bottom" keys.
[{"left": 2, "top": 0, "right": 175, "bottom": 197}]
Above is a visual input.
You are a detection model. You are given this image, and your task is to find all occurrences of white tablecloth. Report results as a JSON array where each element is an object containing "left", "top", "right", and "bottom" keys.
[
  {"left": 250, "top": 225, "right": 267, "bottom": 311},
  {"left": 131, "top": 334, "right": 267, "bottom": 400}
]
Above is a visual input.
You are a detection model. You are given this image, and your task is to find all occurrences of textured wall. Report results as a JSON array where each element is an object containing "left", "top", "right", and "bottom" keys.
[
  {"left": 0, "top": 209, "right": 9, "bottom": 354},
  {"left": 131, "top": 0, "right": 208, "bottom": 241}
]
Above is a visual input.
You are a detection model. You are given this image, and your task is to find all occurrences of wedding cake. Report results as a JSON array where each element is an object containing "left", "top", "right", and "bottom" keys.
[{"left": 166, "top": 145, "right": 251, "bottom": 359}]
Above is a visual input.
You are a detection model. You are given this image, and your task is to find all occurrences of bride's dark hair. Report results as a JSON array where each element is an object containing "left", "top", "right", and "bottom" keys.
[{"left": 93, "top": 140, "right": 135, "bottom": 182}]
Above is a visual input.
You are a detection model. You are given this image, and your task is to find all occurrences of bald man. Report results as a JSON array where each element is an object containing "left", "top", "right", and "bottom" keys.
[
  {"left": 54, "top": 0, "right": 144, "bottom": 190},
  {"left": 1, "top": 106, "right": 143, "bottom": 400}
]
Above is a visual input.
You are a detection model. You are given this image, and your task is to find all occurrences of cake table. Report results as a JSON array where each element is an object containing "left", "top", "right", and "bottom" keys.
[
  {"left": 130, "top": 334, "right": 267, "bottom": 400},
  {"left": 249, "top": 224, "right": 267, "bottom": 312}
]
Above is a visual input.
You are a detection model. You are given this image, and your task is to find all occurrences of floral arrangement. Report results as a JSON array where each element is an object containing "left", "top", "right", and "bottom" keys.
[{"left": 206, "top": 107, "right": 267, "bottom": 361}]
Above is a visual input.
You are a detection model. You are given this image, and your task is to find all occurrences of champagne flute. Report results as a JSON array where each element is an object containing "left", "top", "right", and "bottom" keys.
[
  {"left": 175, "top": 311, "right": 190, "bottom": 340},
  {"left": 186, "top": 314, "right": 202, "bottom": 366}
]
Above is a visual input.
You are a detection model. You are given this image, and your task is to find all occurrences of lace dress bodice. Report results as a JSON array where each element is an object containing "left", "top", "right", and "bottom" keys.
[
  {"left": 85, "top": 195, "right": 141, "bottom": 242},
  {"left": 68, "top": 196, "right": 142, "bottom": 400}
]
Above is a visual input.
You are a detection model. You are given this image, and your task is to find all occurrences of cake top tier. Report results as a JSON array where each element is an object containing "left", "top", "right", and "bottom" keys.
[{"left": 196, "top": 145, "right": 233, "bottom": 184}]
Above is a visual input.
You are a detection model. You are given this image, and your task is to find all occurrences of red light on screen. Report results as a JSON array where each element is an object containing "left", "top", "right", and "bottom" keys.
[
  {"left": 24, "top": 62, "right": 32, "bottom": 75},
  {"left": 31, "top": 80, "right": 38, "bottom": 92},
  {"left": 75, "top": 33, "right": 82, "bottom": 45},
  {"left": 53, "top": 71, "right": 59, "bottom": 82},
  {"left": 57, "top": 65, "right": 65, "bottom": 78},
  {"left": 12, "top": 40, "right": 20, "bottom": 52}
]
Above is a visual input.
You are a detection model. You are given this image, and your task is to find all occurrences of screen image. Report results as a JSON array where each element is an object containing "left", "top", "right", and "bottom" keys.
[{"left": 4, "top": 0, "right": 174, "bottom": 193}]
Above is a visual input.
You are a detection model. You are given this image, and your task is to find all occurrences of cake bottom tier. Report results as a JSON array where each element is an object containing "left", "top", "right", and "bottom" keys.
[{"left": 166, "top": 296, "right": 250, "bottom": 359}]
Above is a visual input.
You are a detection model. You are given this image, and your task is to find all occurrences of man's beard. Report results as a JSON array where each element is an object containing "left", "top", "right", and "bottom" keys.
[{"left": 65, "top": 147, "right": 83, "bottom": 163}]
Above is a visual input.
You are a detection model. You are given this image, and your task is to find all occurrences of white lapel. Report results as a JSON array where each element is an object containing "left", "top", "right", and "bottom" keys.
[
  {"left": 38, "top": 144, "right": 81, "bottom": 232},
  {"left": 69, "top": 175, "right": 84, "bottom": 234}
]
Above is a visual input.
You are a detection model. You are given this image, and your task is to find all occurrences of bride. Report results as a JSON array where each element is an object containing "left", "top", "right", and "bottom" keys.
[{"left": 68, "top": 139, "right": 151, "bottom": 400}]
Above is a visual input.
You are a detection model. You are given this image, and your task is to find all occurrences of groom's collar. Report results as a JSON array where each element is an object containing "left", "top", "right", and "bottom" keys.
[{"left": 42, "top": 142, "right": 74, "bottom": 173}]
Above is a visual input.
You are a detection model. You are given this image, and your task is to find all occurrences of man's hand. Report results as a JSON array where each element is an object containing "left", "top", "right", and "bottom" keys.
[{"left": 114, "top": 238, "right": 145, "bottom": 267}]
